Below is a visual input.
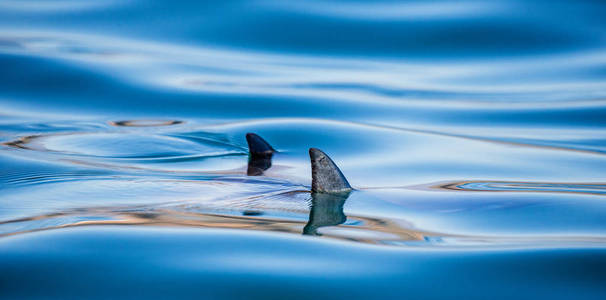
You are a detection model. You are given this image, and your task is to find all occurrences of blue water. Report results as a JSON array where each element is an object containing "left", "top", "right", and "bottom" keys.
[{"left": 1, "top": 1, "right": 606, "bottom": 299}]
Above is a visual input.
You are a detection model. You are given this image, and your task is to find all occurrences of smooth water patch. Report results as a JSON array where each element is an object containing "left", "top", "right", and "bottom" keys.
[{"left": 1, "top": 226, "right": 605, "bottom": 300}]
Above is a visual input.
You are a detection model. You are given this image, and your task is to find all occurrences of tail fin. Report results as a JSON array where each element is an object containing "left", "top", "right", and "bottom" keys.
[
  {"left": 309, "top": 148, "right": 352, "bottom": 193},
  {"left": 246, "top": 133, "right": 275, "bottom": 156}
]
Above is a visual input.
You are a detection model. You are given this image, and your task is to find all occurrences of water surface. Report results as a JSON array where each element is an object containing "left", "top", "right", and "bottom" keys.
[{"left": 1, "top": 1, "right": 606, "bottom": 299}]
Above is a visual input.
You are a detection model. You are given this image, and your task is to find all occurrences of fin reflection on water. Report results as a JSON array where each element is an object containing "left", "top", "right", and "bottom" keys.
[{"left": 303, "top": 191, "right": 350, "bottom": 236}]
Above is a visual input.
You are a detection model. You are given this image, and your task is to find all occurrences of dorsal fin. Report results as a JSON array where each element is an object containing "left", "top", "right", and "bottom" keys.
[
  {"left": 246, "top": 133, "right": 275, "bottom": 176},
  {"left": 246, "top": 133, "right": 275, "bottom": 156},
  {"left": 309, "top": 148, "right": 352, "bottom": 193}
]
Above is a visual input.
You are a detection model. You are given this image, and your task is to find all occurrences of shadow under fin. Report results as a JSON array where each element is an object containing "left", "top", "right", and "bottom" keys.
[{"left": 309, "top": 148, "right": 352, "bottom": 193}]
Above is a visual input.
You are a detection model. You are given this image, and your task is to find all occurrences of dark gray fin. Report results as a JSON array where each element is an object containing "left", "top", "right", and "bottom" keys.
[
  {"left": 303, "top": 192, "right": 349, "bottom": 236},
  {"left": 246, "top": 133, "right": 275, "bottom": 156},
  {"left": 309, "top": 148, "right": 352, "bottom": 193},
  {"left": 246, "top": 133, "right": 275, "bottom": 176}
]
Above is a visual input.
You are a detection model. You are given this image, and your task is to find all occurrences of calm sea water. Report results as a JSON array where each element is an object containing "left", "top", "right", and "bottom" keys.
[{"left": 1, "top": 1, "right": 606, "bottom": 299}]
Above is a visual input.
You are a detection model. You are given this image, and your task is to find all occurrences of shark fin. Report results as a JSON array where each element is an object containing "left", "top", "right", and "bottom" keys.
[
  {"left": 309, "top": 148, "right": 352, "bottom": 193},
  {"left": 246, "top": 133, "right": 275, "bottom": 176},
  {"left": 246, "top": 133, "right": 275, "bottom": 156}
]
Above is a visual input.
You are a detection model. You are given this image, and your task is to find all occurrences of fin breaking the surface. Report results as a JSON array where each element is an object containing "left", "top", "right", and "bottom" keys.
[
  {"left": 309, "top": 148, "right": 352, "bottom": 193},
  {"left": 246, "top": 133, "right": 275, "bottom": 156},
  {"left": 246, "top": 133, "right": 275, "bottom": 176}
]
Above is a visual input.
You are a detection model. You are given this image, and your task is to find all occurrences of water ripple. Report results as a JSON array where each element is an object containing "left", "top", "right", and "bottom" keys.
[
  {"left": 109, "top": 119, "right": 184, "bottom": 127},
  {"left": 438, "top": 181, "right": 606, "bottom": 196},
  {"left": 1, "top": 1, "right": 606, "bottom": 297}
]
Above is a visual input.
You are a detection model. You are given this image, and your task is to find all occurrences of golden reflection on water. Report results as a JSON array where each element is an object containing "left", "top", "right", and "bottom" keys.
[
  {"left": 4, "top": 203, "right": 606, "bottom": 246},
  {"left": 2, "top": 134, "right": 39, "bottom": 150},
  {"left": 0, "top": 203, "right": 436, "bottom": 245}
]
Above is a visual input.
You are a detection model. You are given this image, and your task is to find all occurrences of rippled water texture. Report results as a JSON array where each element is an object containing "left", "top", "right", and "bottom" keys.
[{"left": 1, "top": 1, "right": 606, "bottom": 299}]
